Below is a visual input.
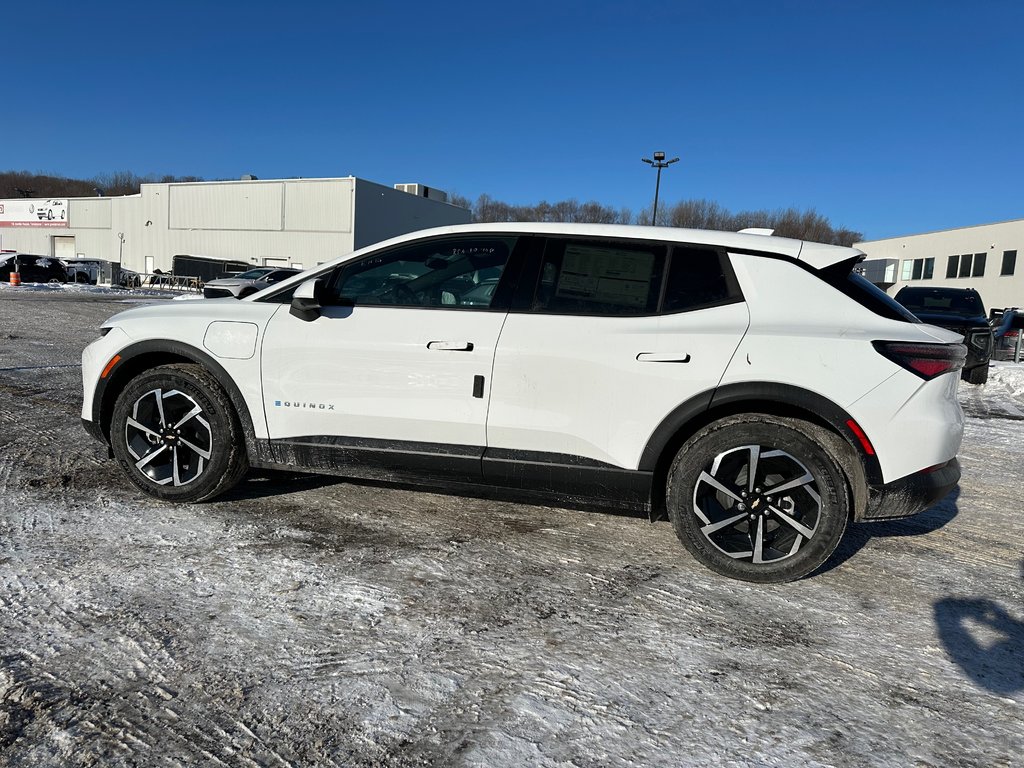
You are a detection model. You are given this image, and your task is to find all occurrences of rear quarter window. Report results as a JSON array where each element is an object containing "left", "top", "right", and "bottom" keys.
[{"left": 824, "top": 261, "right": 920, "bottom": 323}]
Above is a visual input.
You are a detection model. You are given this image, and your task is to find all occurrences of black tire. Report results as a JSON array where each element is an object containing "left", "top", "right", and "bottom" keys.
[
  {"left": 964, "top": 364, "right": 989, "bottom": 385},
  {"left": 110, "top": 364, "right": 249, "bottom": 502},
  {"left": 666, "top": 415, "right": 850, "bottom": 583}
]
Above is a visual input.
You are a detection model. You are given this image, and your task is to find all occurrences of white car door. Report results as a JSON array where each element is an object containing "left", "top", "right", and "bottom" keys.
[
  {"left": 260, "top": 235, "right": 521, "bottom": 481},
  {"left": 485, "top": 237, "right": 749, "bottom": 484}
]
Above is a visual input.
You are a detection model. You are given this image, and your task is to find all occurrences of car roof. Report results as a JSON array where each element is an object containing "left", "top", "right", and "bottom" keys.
[
  {"left": 246, "top": 223, "right": 864, "bottom": 301},
  {"left": 344, "top": 223, "right": 863, "bottom": 270}
]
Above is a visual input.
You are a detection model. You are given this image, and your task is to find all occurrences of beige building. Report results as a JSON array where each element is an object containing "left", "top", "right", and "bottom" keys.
[
  {"left": 0, "top": 177, "right": 469, "bottom": 276},
  {"left": 856, "top": 218, "right": 1023, "bottom": 313}
]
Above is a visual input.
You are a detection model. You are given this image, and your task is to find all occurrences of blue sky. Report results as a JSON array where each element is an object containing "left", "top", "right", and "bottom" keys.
[{"left": 4, "top": 1, "right": 1022, "bottom": 239}]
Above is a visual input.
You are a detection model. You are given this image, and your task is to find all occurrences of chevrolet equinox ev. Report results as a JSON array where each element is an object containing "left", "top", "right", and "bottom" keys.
[{"left": 82, "top": 224, "right": 964, "bottom": 582}]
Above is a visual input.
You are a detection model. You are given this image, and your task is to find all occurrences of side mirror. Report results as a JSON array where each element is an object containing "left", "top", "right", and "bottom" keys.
[{"left": 290, "top": 278, "right": 325, "bottom": 321}]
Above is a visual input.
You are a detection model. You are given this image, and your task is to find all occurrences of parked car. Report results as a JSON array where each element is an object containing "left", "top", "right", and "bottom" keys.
[
  {"left": 894, "top": 286, "right": 994, "bottom": 384},
  {"left": 0, "top": 252, "right": 69, "bottom": 283},
  {"left": 992, "top": 307, "right": 1024, "bottom": 361},
  {"left": 82, "top": 224, "right": 965, "bottom": 583},
  {"left": 64, "top": 258, "right": 110, "bottom": 285},
  {"left": 202, "top": 267, "right": 301, "bottom": 299}
]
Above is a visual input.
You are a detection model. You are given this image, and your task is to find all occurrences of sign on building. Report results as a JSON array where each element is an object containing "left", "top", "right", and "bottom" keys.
[{"left": 0, "top": 199, "right": 69, "bottom": 227}]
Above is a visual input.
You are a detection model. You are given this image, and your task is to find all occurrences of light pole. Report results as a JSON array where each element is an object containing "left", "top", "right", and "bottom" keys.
[
  {"left": 641, "top": 151, "right": 679, "bottom": 225},
  {"left": 117, "top": 232, "right": 125, "bottom": 264}
]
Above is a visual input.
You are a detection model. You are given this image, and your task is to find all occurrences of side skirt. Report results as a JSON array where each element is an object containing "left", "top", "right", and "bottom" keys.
[{"left": 255, "top": 437, "right": 654, "bottom": 513}]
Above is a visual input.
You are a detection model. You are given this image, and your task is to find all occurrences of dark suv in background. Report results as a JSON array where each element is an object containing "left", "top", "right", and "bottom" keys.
[
  {"left": 895, "top": 286, "right": 993, "bottom": 384},
  {"left": 0, "top": 252, "right": 69, "bottom": 284}
]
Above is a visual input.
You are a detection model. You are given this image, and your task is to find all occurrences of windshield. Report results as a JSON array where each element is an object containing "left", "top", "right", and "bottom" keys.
[
  {"left": 896, "top": 288, "right": 985, "bottom": 317},
  {"left": 234, "top": 268, "right": 275, "bottom": 280}
]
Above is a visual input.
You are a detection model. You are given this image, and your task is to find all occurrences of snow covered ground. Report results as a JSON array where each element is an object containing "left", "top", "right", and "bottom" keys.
[
  {"left": 1, "top": 293, "right": 1022, "bottom": 767},
  {"left": 0, "top": 279, "right": 193, "bottom": 301}
]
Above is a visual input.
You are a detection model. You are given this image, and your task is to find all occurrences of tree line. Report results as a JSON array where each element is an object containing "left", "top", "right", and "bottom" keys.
[
  {"left": 452, "top": 193, "right": 862, "bottom": 246},
  {"left": 2, "top": 170, "right": 863, "bottom": 246},
  {"left": 0, "top": 170, "right": 204, "bottom": 200}
]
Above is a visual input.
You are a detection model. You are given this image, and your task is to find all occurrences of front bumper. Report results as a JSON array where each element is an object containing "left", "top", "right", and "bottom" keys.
[
  {"left": 82, "top": 417, "right": 106, "bottom": 444},
  {"left": 863, "top": 458, "right": 960, "bottom": 520}
]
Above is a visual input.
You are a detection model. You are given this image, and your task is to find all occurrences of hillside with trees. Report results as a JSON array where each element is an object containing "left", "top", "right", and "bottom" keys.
[{"left": 0, "top": 170, "right": 204, "bottom": 200}]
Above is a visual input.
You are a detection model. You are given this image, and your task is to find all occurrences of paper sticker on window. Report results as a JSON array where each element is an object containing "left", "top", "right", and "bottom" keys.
[{"left": 555, "top": 245, "right": 654, "bottom": 308}]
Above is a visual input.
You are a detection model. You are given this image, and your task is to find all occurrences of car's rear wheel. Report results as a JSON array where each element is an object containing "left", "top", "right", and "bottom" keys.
[
  {"left": 110, "top": 364, "right": 248, "bottom": 502},
  {"left": 666, "top": 415, "right": 850, "bottom": 583}
]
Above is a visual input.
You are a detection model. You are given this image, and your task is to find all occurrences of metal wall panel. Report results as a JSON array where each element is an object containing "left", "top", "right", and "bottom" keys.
[
  {"left": 169, "top": 182, "right": 283, "bottom": 231},
  {"left": 69, "top": 198, "right": 112, "bottom": 229},
  {"left": 353, "top": 179, "right": 470, "bottom": 250},
  {"left": 284, "top": 179, "right": 353, "bottom": 232}
]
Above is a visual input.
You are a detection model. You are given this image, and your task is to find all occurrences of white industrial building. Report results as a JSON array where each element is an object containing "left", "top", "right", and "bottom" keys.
[
  {"left": 856, "top": 218, "right": 1023, "bottom": 312},
  {"left": 0, "top": 176, "right": 469, "bottom": 278}
]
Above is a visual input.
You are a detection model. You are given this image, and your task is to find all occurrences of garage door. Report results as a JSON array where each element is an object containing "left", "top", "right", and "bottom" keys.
[{"left": 53, "top": 236, "right": 76, "bottom": 259}]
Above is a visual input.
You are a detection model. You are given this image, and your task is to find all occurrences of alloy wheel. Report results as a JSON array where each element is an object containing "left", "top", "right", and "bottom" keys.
[
  {"left": 692, "top": 444, "right": 821, "bottom": 564},
  {"left": 124, "top": 388, "right": 213, "bottom": 486}
]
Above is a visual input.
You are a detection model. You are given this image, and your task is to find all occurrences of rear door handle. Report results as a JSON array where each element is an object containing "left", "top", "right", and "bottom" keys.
[
  {"left": 427, "top": 341, "right": 474, "bottom": 351},
  {"left": 636, "top": 352, "right": 690, "bottom": 363}
]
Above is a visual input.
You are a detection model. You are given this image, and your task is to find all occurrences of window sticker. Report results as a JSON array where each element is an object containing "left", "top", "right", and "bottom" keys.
[{"left": 555, "top": 245, "right": 654, "bottom": 308}]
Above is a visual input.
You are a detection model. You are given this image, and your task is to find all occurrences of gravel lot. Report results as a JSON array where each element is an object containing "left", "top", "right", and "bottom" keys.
[{"left": 1, "top": 290, "right": 1022, "bottom": 767}]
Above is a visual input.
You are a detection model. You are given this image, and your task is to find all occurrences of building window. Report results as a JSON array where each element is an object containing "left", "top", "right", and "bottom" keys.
[
  {"left": 1003, "top": 250, "right": 1017, "bottom": 276},
  {"left": 972, "top": 252, "right": 986, "bottom": 277},
  {"left": 902, "top": 257, "right": 935, "bottom": 281},
  {"left": 958, "top": 253, "right": 973, "bottom": 278},
  {"left": 946, "top": 255, "right": 959, "bottom": 278}
]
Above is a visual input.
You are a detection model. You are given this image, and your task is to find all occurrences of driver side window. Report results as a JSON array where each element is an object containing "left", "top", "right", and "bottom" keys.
[{"left": 329, "top": 236, "right": 516, "bottom": 309}]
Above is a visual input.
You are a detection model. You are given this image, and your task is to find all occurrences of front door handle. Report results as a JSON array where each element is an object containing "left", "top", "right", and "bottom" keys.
[
  {"left": 636, "top": 352, "right": 690, "bottom": 363},
  {"left": 427, "top": 341, "right": 474, "bottom": 351}
]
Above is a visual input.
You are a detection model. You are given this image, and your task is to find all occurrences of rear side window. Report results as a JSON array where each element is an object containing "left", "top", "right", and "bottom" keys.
[
  {"left": 532, "top": 238, "right": 665, "bottom": 315},
  {"left": 663, "top": 247, "right": 742, "bottom": 313}
]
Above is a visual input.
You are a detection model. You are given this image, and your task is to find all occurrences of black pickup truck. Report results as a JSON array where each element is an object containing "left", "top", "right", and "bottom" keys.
[{"left": 895, "top": 286, "right": 994, "bottom": 384}]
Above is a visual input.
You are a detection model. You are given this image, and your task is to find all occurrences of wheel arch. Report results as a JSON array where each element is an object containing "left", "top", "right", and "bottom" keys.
[
  {"left": 642, "top": 382, "right": 880, "bottom": 521},
  {"left": 94, "top": 340, "right": 261, "bottom": 461}
]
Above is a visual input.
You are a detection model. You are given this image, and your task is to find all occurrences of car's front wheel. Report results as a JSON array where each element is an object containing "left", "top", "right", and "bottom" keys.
[
  {"left": 110, "top": 364, "right": 248, "bottom": 502},
  {"left": 666, "top": 415, "right": 850, "bottom": 583}
]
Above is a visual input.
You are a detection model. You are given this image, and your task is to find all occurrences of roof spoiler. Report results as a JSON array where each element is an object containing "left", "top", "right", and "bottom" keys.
[{"left": 738, "top": 228, "right": 775, "bottom": 236}]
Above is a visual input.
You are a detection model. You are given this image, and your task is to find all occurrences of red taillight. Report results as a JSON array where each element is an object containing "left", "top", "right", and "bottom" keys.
[
  {"left": 845, "top": 419, "right": 876, "bottom": 456},
  {"left": 872, "top": 341, "right": 967, "bottom": 380}
]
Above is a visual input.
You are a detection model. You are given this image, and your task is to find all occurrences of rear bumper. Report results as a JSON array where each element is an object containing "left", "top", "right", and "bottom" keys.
[{"left": 863, "top": 458, "right": 960, "bottom": 520}]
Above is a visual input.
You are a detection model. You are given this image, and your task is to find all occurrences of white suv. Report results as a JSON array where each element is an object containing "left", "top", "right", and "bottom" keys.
[{"left": 82, "top": 224, "right": 965, "bottom": 582}]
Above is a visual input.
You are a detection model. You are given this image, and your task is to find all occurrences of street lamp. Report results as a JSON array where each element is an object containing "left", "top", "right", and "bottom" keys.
[
  {"left": 117, "top": 232, "right": 126, "bottom": 264},
  {"left": 641, "top": 151, "right": 679, "bottom": 225}
]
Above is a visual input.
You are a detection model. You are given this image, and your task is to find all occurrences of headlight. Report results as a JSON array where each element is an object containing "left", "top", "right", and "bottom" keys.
[{"left": 968, "top": 330, "right": 991, "bottom": 351}]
